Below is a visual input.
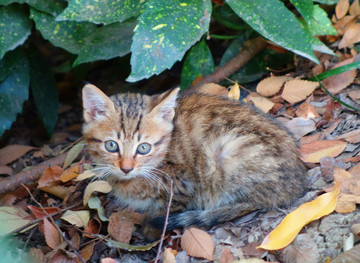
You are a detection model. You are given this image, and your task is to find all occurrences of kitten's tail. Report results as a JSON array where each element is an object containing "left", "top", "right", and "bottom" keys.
[{"left": 149, "top": 202, "right": 259, "bottom": 230}]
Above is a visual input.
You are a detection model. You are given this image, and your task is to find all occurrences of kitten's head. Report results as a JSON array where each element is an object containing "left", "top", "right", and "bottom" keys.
[{"left": 82, "top": 84, "right": 179, "bottom": 181}]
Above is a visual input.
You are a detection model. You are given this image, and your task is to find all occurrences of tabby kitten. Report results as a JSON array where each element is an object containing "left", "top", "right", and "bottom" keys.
[{"left": 82, "top": 84, "right": 307, "bottom": 230}]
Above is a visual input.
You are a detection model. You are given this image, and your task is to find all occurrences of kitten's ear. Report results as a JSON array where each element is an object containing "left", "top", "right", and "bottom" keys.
[
  {"left": 151, "top": 88, "right": 180, "bottom": 122},
  {"left": 82, "top": 84, "right": 115, "bottom": 122}
]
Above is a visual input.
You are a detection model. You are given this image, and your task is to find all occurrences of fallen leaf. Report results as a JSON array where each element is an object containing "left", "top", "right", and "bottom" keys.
[
  {"left": 245, "top": 92, "right": 275, "bottom": 113},
  {"left": 49, "top": 249, "right": 77, "bottom": 263},
  {"left": 61, "top": 210, "right": 90, "bottom": 227},
  {"left": 101, "top": 258, "right": 118, "bottom": 263},
  {"left": 84, "top": 217, "right": 101, "bottom": 238},
  {"left": 181, "top": 228, "right": 214, "bottom": 261},
  {"left": 339, "top": 23, "right": 360, "bottom": 48},
  {"left": 336, "top": 129, "right": 360, "bottom": 143},
  {"left": 228, "top": 82, "right": 240, "bottom": 101},
  {"left": 299, "top": 140, "right": 347, "bottom": 163},
  {"left": 28, "top": 205, "right": 60, "bottom": 219},
  {"left": 348, "top": 89, "right": 360, "bottom": 100},
  {"left": 349, "top": 0, "right": 360, "bottom": 16},
  {"left": 281, "top": 79, "right": 319, "bottom": 104},
  {"left": 336, "top": 193, "right": 360, "bottom": 213},
  {"left": 282, "top": 234, "right": 320, "bottom": 263},
  {"left": 285, "top": 117, "right": 317, "bottom": 139},
  {"left": 198, "top": 83, "right": 228, "bottom": 97},
  {"left": 336, "top": 0, "right": 350, "bottom": 19},
  {"left": 0, "top": 206, "right": 32, "bottom": 235},
  {"left": 300, "top": 133, "right": 322, "bottom": 145},
  {"left": 70, "top": 231, "right": 80, "bottom": 249},
  {"left": 256, "top": 76, "right": 292, "bottom": 97},
  {"left": 334, "top": 15, "right": 357, "bottom": 34},
  {"left": 74, "top": 169, "right": 97, "bottom": 181},
  {"left": 40, "top": 185, "right": 74, "bottom": 200},
  {"left": 107, "top": 210, "right": 134, "bottom": 244},
  {"left": 59, "top": 164, "right": 80, "bottom": 182},
  {"left": 63, "top": 140, "right": 84, "bottom": 169},
  {"left": 163, "top": 248, "right": 177, "bottom": 263},
  {"left": 28, "top": 248, "right": 45, "bottom": 263},
  {"left": 80, "top": 241, "right": 95, "bottom": 262},
  {"left": 38, "top": 165, "right": 64, "bottom": 188},
  {"left": 83, "top": 181, "right": 112, "bottom": 206},
  {"left": 43, "top": 217, "right": 62, "bottom": 249},
  {"left": 88, "top": 196, "right": 109, "bottom": 222},
  {"left": 258, "top": 183, "right": 340, "bottom": 250},
  {"left": 295, "top": 102, "right": 320, "bottom": 119},
  {"left": 349, "top": 162, "right": 360, "bottom": 175},
  {"left": 333, "top": 167, "right": 352, "bottom": 183},
  {"left": 0, "top": 145, "right": 36, "bottom": 165},
  {"left": 0, "top": 166, "right": 13, "bottom": 175},
  {"left": 332, "top": 244, "right": 360, "bottom": 262},
  {"left": 322, "top": 58, "right": 357, "bottom": 94},
  {"left": 219, "top": 247, "right": 235, "bottom": 263}
]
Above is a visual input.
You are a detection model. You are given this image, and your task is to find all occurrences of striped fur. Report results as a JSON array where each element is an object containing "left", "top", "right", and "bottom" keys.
[{"left": 82, "top": 84, "right": 307, "bottom": 232}]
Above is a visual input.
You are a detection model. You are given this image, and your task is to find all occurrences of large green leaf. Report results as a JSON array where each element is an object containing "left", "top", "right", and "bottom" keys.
[
  {"left": 219, "top": 36, "right": 245, "bottom": 66},
  {"left": 312, "top": 0, "right": 339, "bottom": 4},
  {"left": 127, "top": 0, "right": 212, "bottom": 82},
  {"left": 0, "top": 49, "right": 30, "bottom": 136},
  {"left": 0, "top": 0, "right": 66, "bottom": 16},
  {"left": 180, "top": 40, "right": 214, "bottom": 90},
  {"left": 0, "top": 4, "right": 32, "bottom": 60},
  {"left": 30, "top": 8, "right": 135, "bottom": 66},
  {"left": 56, "top": 0, "right": 149, "bottom": 24},
  {"left": 301, "top": 5, "right": 337, "bottom": 36},
  {"left": 28, "top": 47, "right": 58, "bottom": 136},
  {"left": 226, "top": 0, "right": 319, "bottom": 63},
  {"left": 290, "top": 0, "right": 314, "bottom": 22}
]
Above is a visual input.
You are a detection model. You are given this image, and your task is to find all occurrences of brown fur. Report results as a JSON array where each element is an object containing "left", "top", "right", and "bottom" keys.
[{"left": 82, "top": 84, "right": 307, "bottom": 230}]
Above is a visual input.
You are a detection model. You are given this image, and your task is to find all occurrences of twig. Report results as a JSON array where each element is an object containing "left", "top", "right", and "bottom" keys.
[
  {"left": 22, "top": 184, "right": 86, "bottom": 263},
  {"left": 189, "top": 36, "right": 267, "bottom": 92},
  {"left": 154, "top": 180, "right": 174, "bottom": 263}
]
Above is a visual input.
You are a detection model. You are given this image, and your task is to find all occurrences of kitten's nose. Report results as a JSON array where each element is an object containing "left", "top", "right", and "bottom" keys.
[{"left": 121, "top": 167, "right": 133, "bottom": 174}]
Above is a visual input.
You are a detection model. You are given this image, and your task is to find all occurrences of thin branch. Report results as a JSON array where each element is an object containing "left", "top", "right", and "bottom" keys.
[
  {"left": 188, "top": 36, "right": 267, "bottom": 92},
  {"left": 154, "top": 180, "right": 174, "bottom": 263}
]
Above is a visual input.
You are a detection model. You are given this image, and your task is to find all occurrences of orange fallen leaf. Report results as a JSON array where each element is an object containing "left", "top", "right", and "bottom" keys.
[
  {"left": 84, "top": 217, "right": 101, "bottom": 238},
  {"left": 83, "top": 181, "right": 112, "bottom": 206},
  {"left": 228, "top": 82, "right": 240, "bottom": 101},
  {"left": 258, "top": 183, "right": 340, "bottom": 250},
  {"left": 163, "top": 248, "right": 177, "bottom": 263},
  {"left": 281, "top": 79, "right": 319, "bottom": 104},
  {"left": 245, "top": 92, "right": 275, "bottom": 113},
  {"left": 59, "top": 164, "right": 80, "bottom": 182},
  {"left": 28, "top": 205, "right": 60, "bottom": 219},
  {"left": 336, "top": 193, "right": 360, "bottom": 213},
  {"left": 256, "top": 76, "right": 292, "bottom": 97},
  {"left": 38, "top": 165, "right": 64, "bottom": 188},
  {"left": 336, "top": 0, "right": 350, "bottom": 19},
  {"left": 336, "top": 129, "right": 360, "bottom": 143},
  {"left": 181, "top": 228, "right": 214, "bottom": 261},
  {"left": 80, "top": 241, "right": 95, "bottom": 262},
  {"left": 43, "top": 217, "right": 63, "bottom": 249},
  {"left": 299, "top": 140, "right": 347, "bottom": 163},
  {"left": 296, "top": 102, "right": 320, "bottom": 119},
  {"left": 0, "top": 145, "right": 36, "bottom": 166}
]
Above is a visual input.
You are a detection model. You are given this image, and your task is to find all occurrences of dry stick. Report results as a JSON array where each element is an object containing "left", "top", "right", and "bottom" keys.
[
  {"left": 189, "top": 36, "right": 267, "bottom": 92},
  {"left": 22, "top": 184, "right": 86, "bottom": 263},
  {"left": 154, "top": 180, "right": 174, "bottom": 263}
]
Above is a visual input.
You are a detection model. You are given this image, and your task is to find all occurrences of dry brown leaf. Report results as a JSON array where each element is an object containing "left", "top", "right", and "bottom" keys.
[
  {"left": 38, "top": 165, "right": 64, "bottom": 188},
  {"left": 163, "top": 248, "right": 177, "bottom": 263},
  {"left": 334, "top": 15, "right": 357, "bottom": 34},
  {"left": 198, "top": 83, "right": 228, "bottom": 97},
  {"left": 332, "top": 244, "right": 360, "bottom": 262},
  {"left": 40, "top": 185, "right": 74, "bottom": 199},
  {"left": 61, "top": 210, "right": 90, "bottom": 227},
  {"left": 43, "top": 217, "right": 62, "bottom": 249},
  {"left": 348, "top": 89, "right": 360, "bottom": 100},
  {"left": 299, "top": 140, "right": 347, "bottom": 163},
  {"left": 228, "top": 82, "right": 240, "bottom": 101},
  {"left": 300, "top": 133, "right": 322, "bottom": 145},
  {"left": 80, "top": 241, "right": 95, "bottom": 262},
  {"left": 256, "top": 76, "right": 292, "bottom": 97},
  {"left": 339, "top": 23, "right": 360, "bottom": 48},
  {"left": 322, "top": 58, "right": 356, "bottom": 94},
  {"left": 49, "top": 249, "right": 77, "bottom": 263},
  {"left": 84, "top": 217, "right": 101, "bottom": 238},
  {"left": 333, "top": 167, "right": 352, "bottom": 183},
  {"left": 285, "top": 117, "right": 317, "bottom": 139},
  {"left": 336, "top": 129, "right": 360, "bottom": 143},
  {"left": 349, "top": 162, "right": 360, "bottom": 175},
  {"left": 0, "top": 165, "right": 13, "bottom": 175},
  {"left": 336, "top": 193, "right": 360, "bottom": 213},
  {"left": 0, "top": 145, "right": 36, "bottom": 165},
  {"left": 282, "top": 234, "right": 320, "bottom": 263},
  {"left": 74, "top": 169, "right": 97, "bottom": 181},
  {"left": 83, "top": 181, "right": 112, "bottom": 206},
  {"left": 28, "top": 248, "right": 46, "bottom": 263},
  {"left": 245, "top": 92, "right": 275, "bottom": 113},
  {"left": 181, "top": 228, "right": 214, "bottom": 261},
  {"left": 28, "top": 205, "right": 60, "bottom": 219},
  {"left": 336, "top": 0, "right": 350, "bottom": 19},
  {"left": 220, "top": 247, "right": 235, "bottom": 263},
  {"left": 349, "top": 0, "right": 360, "bottom": 16},
  {"left": 281, "top": 79, "right": 319, "bottom": 104},
  {"left": 107, "top": 210, "right": 134, "bottom": 244},
  {"left": 59, "top": 164, "right": 80, "bottom": 182},
  {"left": 296, "top": 102, "right": 320, "bottom": 119}
]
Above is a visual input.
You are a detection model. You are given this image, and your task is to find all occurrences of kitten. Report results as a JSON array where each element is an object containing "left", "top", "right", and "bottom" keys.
[{"left": 82, "top": 84, "right": 307, "bottom": 230}]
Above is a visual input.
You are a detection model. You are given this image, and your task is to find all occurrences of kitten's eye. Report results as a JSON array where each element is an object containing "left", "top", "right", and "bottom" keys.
[
  {"left": 137, "top": 143, "right": 151, "bottom": 155},
  {"left": 104, "top": 140, "right": 119, "bottom": 152}
]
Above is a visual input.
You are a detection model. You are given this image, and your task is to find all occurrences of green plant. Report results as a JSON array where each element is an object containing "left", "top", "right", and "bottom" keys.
[{"left": 0, "top": 0, "right": 337, "bottom": 137}]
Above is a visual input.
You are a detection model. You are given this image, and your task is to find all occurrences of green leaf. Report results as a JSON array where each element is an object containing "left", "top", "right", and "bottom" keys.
[
  {"left": 301, "top": 5, "right": 337, "bottom": 36},
  {"left": 310, "top": 60, "right": 360, "bottom": 81},
  {"left": 213, "top": 4, "right": 247, "bottom": 30},
  {"left": 0, "top": 206, "right": 31, "bottom": 236},
  {"left": 290, "top": 0, "right": 314, "bottom": 22},
  {"left": 312, "top": 0, "right": 339, "bottom": 4},
  {"left": 56, "top": 0, "right": 149, "bottom": 24},
  {"left": 0, "top": 0, "right": 66, "bottom": 16},
  {"left": 88, "top": 196, "right": 109, "bottom": 222},
  {"left": 30, "top": 8, "right": 135, "bottom": 66},
  {"left": 0, "top": 48, "right": 30, "bottom": 137},
  {"left": 0, "top": 4, "right": 32, "bottom": 60},
  {"left": 219, "top": 36, "right": 245, "bottom": 66},
  {"left": 180, "top": 40, "right": 214, "bottom": 90},
  {"left": 28, "top": 47, "right": 59, "bottom": 136},
  {"left": 127, "top": 0, "right": 212, "bottom": 82},
  {"left": 226, "top": 0, "right": 319, "bottom": 63}
]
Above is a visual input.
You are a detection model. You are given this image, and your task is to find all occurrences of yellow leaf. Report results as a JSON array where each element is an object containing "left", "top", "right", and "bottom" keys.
[
  {"left": 83, "top": 181, "right": 112, "bottom": 206},
  {"left": 299, "top": 140, "right": 347, "bottom": 163},
  {"left": 228, "top": 82, "right": 240, "bottom": 101},
  {"left": 245, "top": 92, "right": 275, "bottom": 113},
  {"left": 63, "top": 140, "right": 84, "bottom": 169},
  {"left": 61, "top": 210, "right": 90, "bottom": 228},
  {"left": 74, "top": 169, "right": 97, "bottom": 181},
  {"left": 163, "top": 248, "right": 177, "bottom": 263},
  {"left": 281, "top": 79, "right": 319, "bottom": 104},
  {"left": 181, "top": 228, "right": 214, "bottom": 261},
  {"left": 256, "top": 76, "right": 292, "bottom": 97},
  {"left": 258, "top": 183, "right": 340, "bottom": 250},
  {"left": 59, "top": 164, "right": 79, "bottom": 182},
  {"left": 40, "top": 185, "right": 74, "bottom": 199}
]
